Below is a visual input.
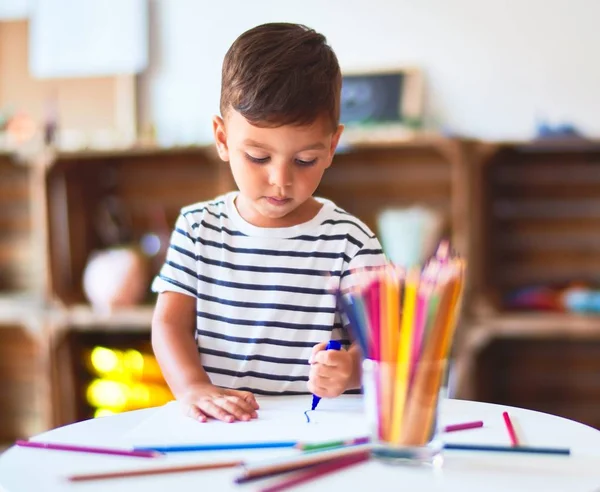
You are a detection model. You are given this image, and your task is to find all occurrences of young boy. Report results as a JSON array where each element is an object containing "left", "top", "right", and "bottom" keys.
[{"left": 151, "top": 22, "right": 387, "bottom": 423}]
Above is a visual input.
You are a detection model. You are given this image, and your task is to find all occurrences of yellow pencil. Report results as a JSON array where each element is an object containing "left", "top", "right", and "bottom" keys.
[{"left": 389, "top": 267, "right": 419, "bottom": 443}]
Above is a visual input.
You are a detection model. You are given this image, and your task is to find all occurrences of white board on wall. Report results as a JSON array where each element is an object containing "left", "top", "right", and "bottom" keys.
[
  {"left": 0, "top": 0, "right": 30, "bottom": 20},
  {"left": 29, "top": 0, "right": 148, "bottom": 78}
]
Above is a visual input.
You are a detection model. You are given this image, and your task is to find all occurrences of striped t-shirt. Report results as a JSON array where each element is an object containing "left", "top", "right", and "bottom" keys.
[{"left": 152, "top": 191, "right": 387, "bottom": 395}]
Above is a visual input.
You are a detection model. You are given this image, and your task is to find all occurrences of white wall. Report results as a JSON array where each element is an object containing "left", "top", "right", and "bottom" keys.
[{"left": 140, "top": 0, "right": 600, "bottom": 146}]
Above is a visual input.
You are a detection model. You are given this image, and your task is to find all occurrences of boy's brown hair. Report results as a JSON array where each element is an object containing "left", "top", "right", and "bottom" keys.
[{"left": 220, "top": 23, "right": 341, "bottom": 131}]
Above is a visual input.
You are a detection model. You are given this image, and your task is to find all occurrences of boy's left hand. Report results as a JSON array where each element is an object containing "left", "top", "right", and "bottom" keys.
[{"left": 307, "top": 342, "right": 355, "bottom": 398}]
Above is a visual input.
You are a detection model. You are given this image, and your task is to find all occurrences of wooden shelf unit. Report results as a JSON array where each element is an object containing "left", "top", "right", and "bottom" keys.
[
  {"left": 456, "top": 139, "right": 600, "bottom": 430},
  {"left": 4, "top": 136, "right": 600, "bottom": 434},
  {"left": 470, "top": 139, "right": 600, "bottom": 313},
  {"left": 0, "top": 153, "right": 51, "bottom": 444}
]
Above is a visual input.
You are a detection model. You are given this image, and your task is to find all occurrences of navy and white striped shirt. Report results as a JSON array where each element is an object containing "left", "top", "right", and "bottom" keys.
[{"left": 152, "top": 192, "right": 386, "bottom": 395}]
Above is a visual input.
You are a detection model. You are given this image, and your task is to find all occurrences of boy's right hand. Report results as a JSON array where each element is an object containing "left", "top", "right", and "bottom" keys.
[{"left": 179, "top": 383, "right": 259, "bottom": 423}]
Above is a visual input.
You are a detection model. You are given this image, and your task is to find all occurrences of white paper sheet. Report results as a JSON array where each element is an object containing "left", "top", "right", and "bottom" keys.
[{"left": 122, "top": 395, "right": 369, "bottom": 449}]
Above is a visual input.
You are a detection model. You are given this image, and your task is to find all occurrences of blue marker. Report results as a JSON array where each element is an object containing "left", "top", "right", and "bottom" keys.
[{"left": 310, "top": 340, "right": 342, "bottom": 411}]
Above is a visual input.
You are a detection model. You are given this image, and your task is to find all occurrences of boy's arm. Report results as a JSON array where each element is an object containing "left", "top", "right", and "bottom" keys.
[
  {"left": 151, "top": 291, "right": 210, "bottom": 397},
  {"left": 152, "top": 291, "right": 259, "bottom": 422}
]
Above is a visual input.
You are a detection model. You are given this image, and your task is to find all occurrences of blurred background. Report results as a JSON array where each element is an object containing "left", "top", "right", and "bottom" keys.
[{"left": 2, "top": 0, "right": 600, "bottom": 447}]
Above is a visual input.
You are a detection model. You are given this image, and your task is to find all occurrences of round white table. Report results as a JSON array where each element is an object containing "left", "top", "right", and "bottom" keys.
[{"left": 1, "top": 397, "right": 599, "bottom": 492}]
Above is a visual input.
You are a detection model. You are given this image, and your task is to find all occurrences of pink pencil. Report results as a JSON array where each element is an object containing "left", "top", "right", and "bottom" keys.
[
  {"left": 443, "top": 420, "right": 484, "bottom": 433},
  {"left": 15, "top": 440, "right": 162, "bottom": 458},
  {"left": 409, "top": 288, "right": 429, "bottom": 377},
  {"left": 260, "top": 451, "right": 370, "bottom": 492},
  {"left": 367, "top": 279, "right": 381, "bottom": 361},
  {"left": 502, "top": 412, "right": 520, "bottom": 446}
]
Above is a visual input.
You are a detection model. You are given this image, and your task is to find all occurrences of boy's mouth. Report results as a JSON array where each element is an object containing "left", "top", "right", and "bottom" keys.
[{"left": 265, "top": 196, "right": 292, "bottom": 206}]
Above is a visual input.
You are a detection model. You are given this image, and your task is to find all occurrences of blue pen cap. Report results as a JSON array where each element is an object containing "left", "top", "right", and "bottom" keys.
[{"left": 326, "top": 340, "right": 342, "bottom": 351}]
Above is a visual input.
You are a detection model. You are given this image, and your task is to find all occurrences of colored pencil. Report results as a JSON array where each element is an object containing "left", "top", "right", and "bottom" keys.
[
  {"left": 502, "top": 411, "right": 520, "bottom": 446},
  {"left": 390, "top": 267, "right": 419, "bottom": 443},
  {"left": 336, "top": 243, "right": 467, "bottom": 452},
  {"left": 297, "top": 420, "right": 482, "bottom": 453},
  {"left": 444, "top": 443, "right": 569, "bottom": 456},
  {"left": 259, "top": 451, "right": 370, "bottom": 492},
  {"left": 367, "top": 279, "right": 381, "bottom": 361},
  {"left": 340, "top": 295, "right": 368, "bottom": 355},
  {"left": 399, "top": 277, "right": 457, "bottom": 446},
  {"left": 235, "top": 445, "right": 370, "bottom": 484},
  {"left": 67, "top": 460, "right": 243, "bottom": 482},
  {"left": 443, "top": 420, "right": 484, "bottom": 433},
  {"left": 15, "top": 440, "right": 161, "bottom": 458},
  {"left": 134, "top": 441, "right": 297, "bottom": 453},
  {"left": 295, "top": 437, "right": 370, "bottom": 452}
]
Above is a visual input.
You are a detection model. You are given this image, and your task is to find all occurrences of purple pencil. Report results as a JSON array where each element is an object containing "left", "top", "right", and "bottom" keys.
[
  {"left": 15, "top": 440, "right": 162, "bottom": 458},
  {"left": 260, "top": 451, "right": 370, "bottom": 492}
]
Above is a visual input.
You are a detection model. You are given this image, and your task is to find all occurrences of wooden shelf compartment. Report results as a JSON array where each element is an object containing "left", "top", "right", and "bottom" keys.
[
  {"left": 321, "top": 136, "right": 472, "bottom": 263},
  {"left": 0, "top": 323, "right": 51, "bottom": 443},
  {"left": 45, "top": 146, "right": 234, "bottom": 307},
  {"left": 49, "top": 321, "right": 168, "bottom": 427},
  {"left": 0, "top": 153, "right": 46, "bottom": 300},
  {"left": 470, "top": 140, "right": 600, "bottom": 314}
]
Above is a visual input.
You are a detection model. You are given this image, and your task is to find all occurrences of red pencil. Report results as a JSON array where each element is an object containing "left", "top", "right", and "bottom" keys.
[
  {"left": 15, "top": 440, "right": 162, "bottom": 458},
  {"left": 502, "top": 412, "right": 520, "bottom": 446},
  {"left": 259, "top": 451, "right": 370, "bottom": 492},
  {"left": 443, "top": 420, "right": 484, "bottom": 433}
]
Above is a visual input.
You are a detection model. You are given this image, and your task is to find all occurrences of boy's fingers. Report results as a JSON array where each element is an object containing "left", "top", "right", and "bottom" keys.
[
  {"left": 225, "top": 389, "right": 260, "bottom": 411},
  {"left": 314, "top": 349, "right": 344, "bottom": 366},
  {"left": 217, "top": 398, "right": 252, "bottom": 421},
  {"left": 310, "top": 363, "right": 336, "bottom": 380},
  {"left": 185, "top": 404, "right": 208, "bottom": 422},
  {"left": 198, "top": 400, "right": 234, "bottom": 423},
  {"left": 239, "top": 390, "right": 260, "bottom": 410},
  {"left": 308, "top": 342, "right": 328, "bottom": 364},
  {"left": 225, "top": 395, "right": 257, "bottom": 418},
  {"left": 307, "top": 379, "right": 331, "bottom": 398}
]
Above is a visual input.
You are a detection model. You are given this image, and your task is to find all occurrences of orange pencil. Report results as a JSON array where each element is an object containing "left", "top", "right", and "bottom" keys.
[
  {"left": 379, "top": 268, "right": 400, "bottom": 440},
  {"left": 68, "top": 460, "right": 243, "bottom": 482}
]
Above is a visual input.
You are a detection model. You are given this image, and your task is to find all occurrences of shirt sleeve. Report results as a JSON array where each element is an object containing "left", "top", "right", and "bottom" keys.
[
  {"left": 333, "top": 235, "right": 388, "bottom": 346},
  {"left": 340, "top": 235, "right": 388, "bottom": 293},
  {"left": 151, "top": 212, "right": 198, "bottom": 298}
]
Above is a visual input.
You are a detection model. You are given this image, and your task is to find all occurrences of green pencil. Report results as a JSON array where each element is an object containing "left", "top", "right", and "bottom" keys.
[{"left": 295, "top": 437, "right": 369, "bottom": 452}]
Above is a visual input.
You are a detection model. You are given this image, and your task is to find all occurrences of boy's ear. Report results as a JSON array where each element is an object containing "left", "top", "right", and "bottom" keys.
[
  {"left": 330, "top": 124, "right": 344, "bottom": 154},
  {"left": 212, "top": 115, "right": 230, "bottom": 161},
  {"left": 327, "top": 124, "right": 344, "bottom": 163}
]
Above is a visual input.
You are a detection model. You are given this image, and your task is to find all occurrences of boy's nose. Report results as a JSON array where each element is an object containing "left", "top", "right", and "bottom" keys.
[{"left": 268, "top": 163, "right": 293, "bottom": 188}]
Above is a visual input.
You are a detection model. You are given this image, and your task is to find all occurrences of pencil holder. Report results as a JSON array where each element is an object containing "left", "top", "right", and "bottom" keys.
[
  {"left": 362, "top": 357, "right": 448, "bottom": 465},
  {"left": 338, "top": 242, "right": 465, "bottom": 466}
]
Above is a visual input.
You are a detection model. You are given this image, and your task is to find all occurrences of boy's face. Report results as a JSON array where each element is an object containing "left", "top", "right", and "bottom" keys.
[{"left": 213, "top": 110, "right": 343, "bottom": 228}]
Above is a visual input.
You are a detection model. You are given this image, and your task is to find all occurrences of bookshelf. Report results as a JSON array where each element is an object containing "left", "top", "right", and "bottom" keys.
[
  {"left": 3, "top": 136, "right": 600, "bottom": 437},
  {"left": 0, "top": 152, "right": 50, "bottom": 443},
  {"left": 456, "top": 138, "right": 600, "bottom": 430}
]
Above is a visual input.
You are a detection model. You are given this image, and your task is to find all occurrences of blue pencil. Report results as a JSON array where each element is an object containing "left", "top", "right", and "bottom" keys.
[
  {"left": 443, "top": 443, "right": 570, "bottom": 456},
  {"left": 134, "top": 441, "right": 298, "bottom": 453}
]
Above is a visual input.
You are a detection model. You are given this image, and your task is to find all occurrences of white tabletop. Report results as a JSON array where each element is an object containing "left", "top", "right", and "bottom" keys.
[{"left": 1, "top": 396, "right": 599, "bottom": 492}]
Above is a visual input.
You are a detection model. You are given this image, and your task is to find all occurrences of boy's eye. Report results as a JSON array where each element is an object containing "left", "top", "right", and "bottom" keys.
[
  {"left": 245, "top": 153, "right": 270, "bottom": 164},
  {"left": 295, "top": 158, "right": 318, "bottom": 167}
]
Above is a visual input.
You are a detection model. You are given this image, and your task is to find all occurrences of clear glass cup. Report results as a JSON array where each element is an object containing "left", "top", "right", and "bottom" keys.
[{"left": 362, "top": 357, "right": 448, "bottom": 467}]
